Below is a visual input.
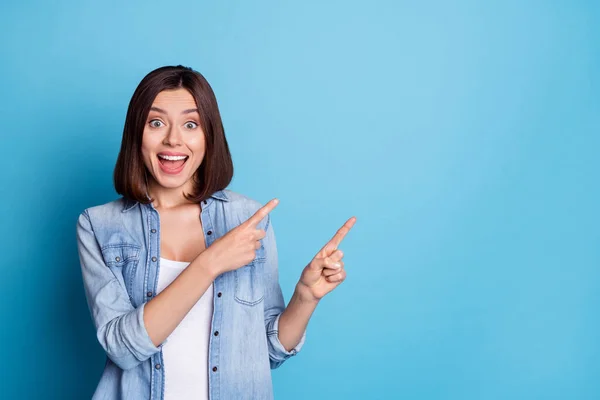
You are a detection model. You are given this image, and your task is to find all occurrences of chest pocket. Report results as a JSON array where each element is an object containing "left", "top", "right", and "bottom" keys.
[
  {"left": 100, "top": 244, "right": 141, "bottom": 303},
  {"left": 234, "top": 243, "right": 266, "bottom": 306}
]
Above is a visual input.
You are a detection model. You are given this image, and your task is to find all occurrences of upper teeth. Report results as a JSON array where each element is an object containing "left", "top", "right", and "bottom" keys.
[{"left": 158, "top": 155, "right": 187, "bottom": 161}]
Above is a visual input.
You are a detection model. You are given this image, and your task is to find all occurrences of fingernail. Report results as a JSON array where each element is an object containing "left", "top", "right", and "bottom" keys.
[{"left": 334, "top": 262, "right": 342, "bottom": 268}]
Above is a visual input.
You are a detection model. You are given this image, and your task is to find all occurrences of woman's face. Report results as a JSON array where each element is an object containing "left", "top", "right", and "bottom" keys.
[{"left": 141, "top": 88, "right": 206, "bottom": 191}]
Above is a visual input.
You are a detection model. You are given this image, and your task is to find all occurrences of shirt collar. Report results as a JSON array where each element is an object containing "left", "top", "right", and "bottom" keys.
[{"left": 122, "top": 189, "right": 229, "bottom": 212}]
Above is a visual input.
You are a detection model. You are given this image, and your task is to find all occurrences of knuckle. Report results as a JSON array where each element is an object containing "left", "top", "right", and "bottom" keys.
[{"left": 326, "top": 257, "right": 341, "bottom": 268}]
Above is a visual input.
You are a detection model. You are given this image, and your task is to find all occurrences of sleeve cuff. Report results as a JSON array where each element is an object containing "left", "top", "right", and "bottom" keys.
[{"left": 266, "top": 312, "right": 306, "bottom": 360}]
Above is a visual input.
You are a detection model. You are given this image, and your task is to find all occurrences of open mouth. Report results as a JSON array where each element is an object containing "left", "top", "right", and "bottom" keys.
[{"left": 157, "top": 154, "right": 189, "bottom": 173}]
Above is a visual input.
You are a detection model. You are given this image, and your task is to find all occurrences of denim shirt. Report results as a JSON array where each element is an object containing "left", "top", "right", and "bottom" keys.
[{"left": 75, "top": 189, "right": 306, "bottom": 400}]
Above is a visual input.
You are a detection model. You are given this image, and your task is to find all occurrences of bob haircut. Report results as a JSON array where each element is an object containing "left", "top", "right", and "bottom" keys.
[{"left": 114, "top": 65, "right": 234, "bottom": 204}]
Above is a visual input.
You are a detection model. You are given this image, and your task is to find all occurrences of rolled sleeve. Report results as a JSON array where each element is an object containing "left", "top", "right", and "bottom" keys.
[
  {"left": 97, "top": 301, "right": 163, "bottom": 370},
  {"left": 76, "top": 210, "right": 163, "bottom": 370},
  {"left": 260, "top": 212, "right": 307, "bottom": 369},
  {"left": 266, "top": 312, "right": 307, "bottom": 368}
]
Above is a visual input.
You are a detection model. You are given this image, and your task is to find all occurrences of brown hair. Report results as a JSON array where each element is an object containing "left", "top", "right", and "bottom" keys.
[{"left": 113, "top": 65, "right": 234, "bottom": 204}]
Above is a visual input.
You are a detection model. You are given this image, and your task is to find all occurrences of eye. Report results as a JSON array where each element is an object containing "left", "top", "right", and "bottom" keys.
[
  {"left": 149, "top": 119, "right": 164, "bottom": 128},
  {"left": 185, "top": 121, "right": 198, "bottom": 129}
]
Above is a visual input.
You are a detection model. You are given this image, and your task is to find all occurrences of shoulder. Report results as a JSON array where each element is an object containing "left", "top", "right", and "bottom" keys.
[
  {"left": 77, "top": 197, "right": 134, "bottom": 235},
  {"left": 76, "top": 197, "right": 143, "bottom": 246},
  {"left": 80, "top": 197, "right": 129, "bottom": 219},
  {"left": 221, "top": 189, "right": 262, "bottom": 209},
  {"left": 221, "top": 189, "right": 271, "bottom": 230}
]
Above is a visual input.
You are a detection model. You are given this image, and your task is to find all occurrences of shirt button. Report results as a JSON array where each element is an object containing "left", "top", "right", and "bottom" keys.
[
  {"left": 203, "top": 200, "right": 208, "bottom": 204},
  {"left": 147, "top": 291, "right": 153, "bottom": 297},
  {"left": 212, "top": 366, "right": 218, "bottom": 372},
  {"left": 115, "top": 256, "right": 120, "bottom": 262},
  {"left": 214, "top": 331, "right": 219, "bottom": 336},
  {"left": 217, "top": 292, "right": 222, "bottom": 297},
  {"left": 155, "top": 364, "right": 161, "bottom": 370},
  {"left": 207, "top": 230, "right": 212, "bottom": 235},
  {"left": 152, "top": 256, "right": 157, "bottom": 262},
  {"left": 151, "top": 229, "right": 156, "bottom": 233}
]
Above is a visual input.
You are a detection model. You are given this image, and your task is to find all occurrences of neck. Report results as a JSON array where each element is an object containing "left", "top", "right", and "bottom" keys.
[{"left": 147, "top": 177, "right": 196, "bottom": 210}]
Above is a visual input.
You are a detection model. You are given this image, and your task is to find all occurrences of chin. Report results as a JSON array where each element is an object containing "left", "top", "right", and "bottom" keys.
[{"left": 156, "top": 176, "right": 190, "bottom": 187}]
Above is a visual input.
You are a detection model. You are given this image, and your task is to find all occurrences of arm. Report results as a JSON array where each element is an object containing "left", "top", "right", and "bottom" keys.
[
  {"left": 143, "top": 253, "right": 217, "bottom": 348},
  {"left": 262, "top": 214, "right": 312, "bottom": 369},
  {"left": 76, "top": 210, "right": 217, "bottom": 370},
  {"left": 265, "top": 213, "right": 356, "bottom": 368},
  {"left": 277, "top": 287, "right": 319, "bottom": 351}
]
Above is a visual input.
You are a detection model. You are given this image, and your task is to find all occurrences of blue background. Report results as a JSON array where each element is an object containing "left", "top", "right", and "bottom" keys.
[{"left": 1, "top": 1, "right": 598, "bottom": 399}]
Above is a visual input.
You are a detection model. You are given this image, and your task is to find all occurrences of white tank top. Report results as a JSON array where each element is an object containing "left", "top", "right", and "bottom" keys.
[{"left": 156, "top": 257, "right": 213, "bottom": 400}]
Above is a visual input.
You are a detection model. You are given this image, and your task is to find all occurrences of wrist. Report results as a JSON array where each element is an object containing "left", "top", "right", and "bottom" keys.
[
  {"left": 294, "top": 283, "right": 320, "bottom": 305},
  {"left": 193, "top": 253, "right": 219, "bottom": 279}
]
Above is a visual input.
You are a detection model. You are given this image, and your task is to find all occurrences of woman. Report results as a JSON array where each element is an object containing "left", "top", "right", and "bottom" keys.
[{"left": 76, "top": 65, "right": 356, "bottom": 400}]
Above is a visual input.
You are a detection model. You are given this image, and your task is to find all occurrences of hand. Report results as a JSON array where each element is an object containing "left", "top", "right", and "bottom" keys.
[
  {"left": 198, "top": 198, "right": 279, "bottom": 276},
  {"left": 296, "top": 216, "right": 357, "bottom": 302}
]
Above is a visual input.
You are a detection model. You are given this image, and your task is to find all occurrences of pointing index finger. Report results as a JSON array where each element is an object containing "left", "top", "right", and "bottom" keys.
[
  {"left": 321, "top": 216, "right": 357, "bottom": 254},
  {"left": 246, "top": 198, "right": 279, "bottom": 228}
]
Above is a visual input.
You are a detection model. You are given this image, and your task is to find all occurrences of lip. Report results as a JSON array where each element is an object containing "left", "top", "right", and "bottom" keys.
[
  {"left": 157, "top": 154, "right": 189, "bottom": 175},
  {"left": 157, "top": 151, "right": 189, "bottom": 156}
]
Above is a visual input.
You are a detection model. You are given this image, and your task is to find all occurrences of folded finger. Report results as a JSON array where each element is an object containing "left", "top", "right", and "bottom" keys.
[
  {"left": 326, "top": 270, "right": 346, "bottom": 282},
  {"left": 323, "top": 257, "right": 343, "bottom": 271},
  {"left": 327, "top": 249, "right": 344, "bottom": 263},
  {"left": 323, "top": 261, "right": 344, "bottom": 277}
]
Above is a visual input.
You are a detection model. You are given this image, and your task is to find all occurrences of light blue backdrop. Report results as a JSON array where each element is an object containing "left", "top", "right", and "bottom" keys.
[{"left": 1, "top": 1, "right": 598, "bottom": 399}]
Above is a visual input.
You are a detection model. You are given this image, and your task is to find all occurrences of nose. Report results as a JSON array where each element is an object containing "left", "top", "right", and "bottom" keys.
[{"left": 163, "top": 124, "right": 183, "bottom": 146}]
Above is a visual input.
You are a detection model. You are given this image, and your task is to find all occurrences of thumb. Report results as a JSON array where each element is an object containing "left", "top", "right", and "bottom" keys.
[{"left": 309, "top": 258, "right": 324, "bottom": 272}]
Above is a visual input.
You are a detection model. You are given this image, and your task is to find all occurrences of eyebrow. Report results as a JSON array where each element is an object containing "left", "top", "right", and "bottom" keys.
[{"left": 150, "top": 106, "right": 199, "bottom": 115}]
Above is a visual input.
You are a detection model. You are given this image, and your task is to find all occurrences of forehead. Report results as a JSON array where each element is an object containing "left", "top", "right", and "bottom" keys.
[{"left": 151, "top": 88, "right": 197, "bottom": 110}]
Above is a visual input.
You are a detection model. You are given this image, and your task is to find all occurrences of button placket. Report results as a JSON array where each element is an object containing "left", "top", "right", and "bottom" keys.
[
  {"left": 143, "top": 206, "right": 165, "bottom": 397},
  {"left": 147, "top": 221, "right": 158, "bottom": 304}
]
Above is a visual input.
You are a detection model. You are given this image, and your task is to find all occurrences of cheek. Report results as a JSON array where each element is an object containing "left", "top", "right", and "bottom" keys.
[
  {"left": 140, "top": 134, "right": 159, "bottom": 165},
  {"left": 188, "top": 135, "right": 206, "bottom": 150},
  {"left": 141, "top": 130, "right": 162, "bottom": 150},
  {"left": 184, "top": 140, "right": 206, "bottom": 160},
  {"left": 140, "top": 143, "right": 151, "bottom": 162}
]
